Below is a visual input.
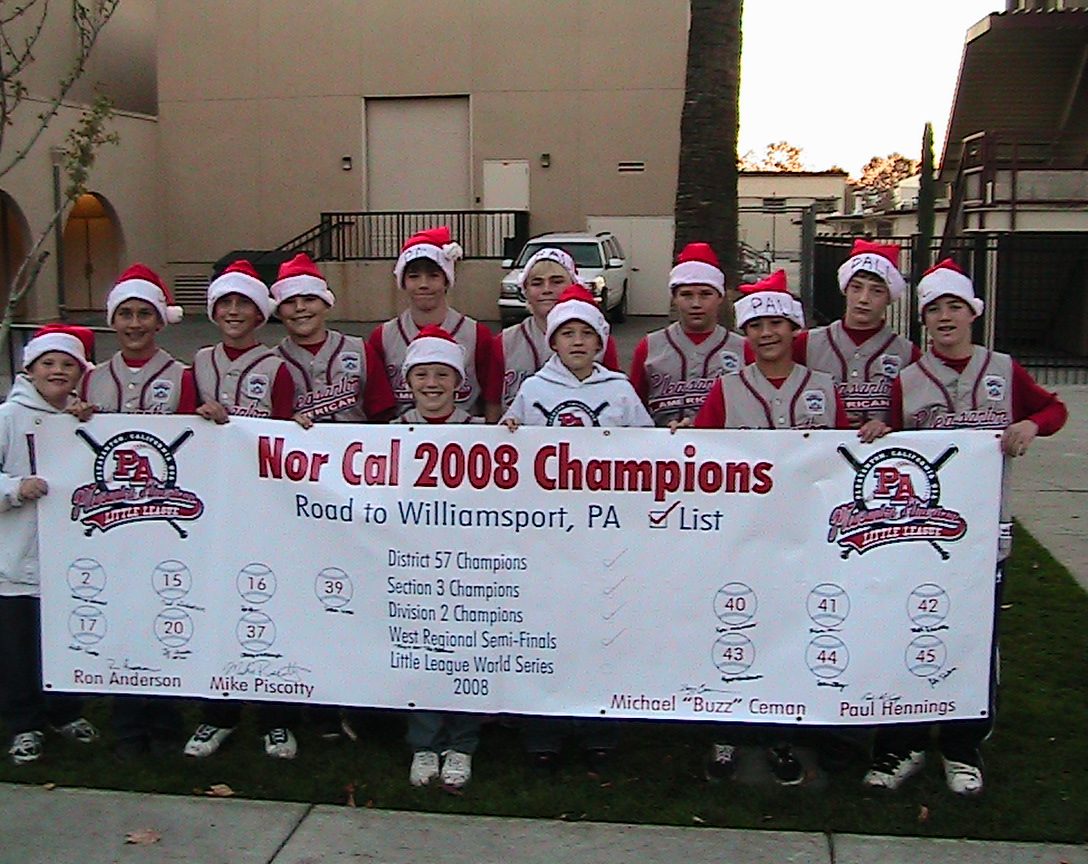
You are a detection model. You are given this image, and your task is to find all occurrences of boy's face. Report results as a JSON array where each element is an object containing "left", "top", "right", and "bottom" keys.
[
  {"left": 406, "top": 362, "right": 459, "bottom": 415},
  {"left": 279, "top": 294, "right": 328, "bottom": 342},
  {"left": 843, "top": 272, "right": 891, "bottom": 329},
  {"left": 403, "top": 260, "right": 449, "bottom": 313},
  {"left": 524, "top": 261, "right": 568, "bottom": 319},
  {"left": 28, "top": 351, "right": 82, "bottom": 408},
  {"left": 213, "top": 293, "right": 263, "bottom": 342},
  {"left": 551, "top": 320, "right": 602, "bottom": 379},
  {"left": 673, "top": 284, "right": 723, "bottom": 333},
  {"left": 923, "top": 295, "right": 975, "bottom": 354},
  {"left": 743, "top": 316, "right": 794, "bottom": 364},
  {"left": 112, "top": 298, "right": 162, "bottom": 356}
]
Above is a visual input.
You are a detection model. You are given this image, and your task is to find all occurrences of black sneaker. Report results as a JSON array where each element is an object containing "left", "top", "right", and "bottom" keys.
[
  {"left": 705, "top": 742, "right": 738, "bottom": 782},
  {"left": 766, "top": 744, "right": 804, "bottom": 785}
]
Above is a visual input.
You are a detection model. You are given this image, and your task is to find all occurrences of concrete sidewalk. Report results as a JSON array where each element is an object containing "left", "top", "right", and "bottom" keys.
[{"left": 1, "top": 783, "right": 1084, "bottom": 864}]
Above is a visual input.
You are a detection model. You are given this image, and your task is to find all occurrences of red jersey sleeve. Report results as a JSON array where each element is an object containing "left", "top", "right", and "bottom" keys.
[
  {"left": 270, "top": 363, "right": 296, "bottom": 420},
  {"left": 177, "top": 368, "right": 198, "bottom": 415},
  {"left": 888, "top": 376, "right": 905, "bottom": 431},
  {"left": 602, "top": 336, "right": 620, "bottom": 372},
  {"left": 743, "top": 340, "right": 756, "bottom": 365},
  {"left": 1011, "top": 360, "right": 1067, "bottom": 436},
  {"left": 909, "top": 343, "right": 922, "bottom": 364},
  {"left": 628, "top": 338, "right": 650, "bottom": 404},
  {"left": 693, "top": 378, "right": 726, "bottom": 428},
  {"left": 833, "top": 390, "right": 850, "bottom": 430},
  {"left": 483, "top": 336, "right": 505, "bottom": 404},
  {"left": 362, "top": 341, "right": 397, "bottom": 419},
  {"left": 367, "top": 326, "right": 386, "bottom": 366},
  {"left": 473, "top": 323, "right": 496, "bottom": 399},
  {"left": 791, "top": 330, "right": 809, "bottom": 364}
]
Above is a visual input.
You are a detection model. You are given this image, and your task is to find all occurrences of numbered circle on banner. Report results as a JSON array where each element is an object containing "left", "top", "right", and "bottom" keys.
[
  {"left": 905, "top": 634, "right": 946, "bottom": 677},
  {"left": 236, "top": 563, "right": 276, "bottom": 604},
  {"left": 908, "top": 583, "right": 950, "bottom": 627},
  {"left": 236, "top": 611, "right": 276, "bottom": 652},
  {"left": 315, "top": 567, "right": 353, "bottom": 609},
  {"left": 67, "top": 558, "right": 107, "bottom": 599},
  {"left": 806, "top": 583, "right": 850, "bottom": 627},
  {"left": 152, "top": 560, "right": 192, "bottom": 601},
  {"left": 69, "top": 605, "right": 107, "bottom": 645},
  {"left": 154, "top": 607, "right": 194, "bottom": 648},
  {"left": 713, "top": 582, "right": 757, "bottom": 626},
  {"left": 712, "top": 632, "right": 754, "bottom": 675},
  {"left": 806, "top": 634, "right": 849, "bottom": 679}
]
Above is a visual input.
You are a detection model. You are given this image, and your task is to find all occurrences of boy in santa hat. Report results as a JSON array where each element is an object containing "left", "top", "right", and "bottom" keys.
[
  {"left": 629, "top": 242, "right": 751, "bottom": 426},
  {"left": 78, "top": 264, "right": 194, "bottom": 758},
  {"left": 485, "top": 247, "right": 620, "bottom": 420},
  {"left": 185, "top": 260, "right": 299, "bottom": 759},
  {"left": 793, "top": 239, "right": 919, "bottom": 436},
  {"left": 862, "top": 259, "right": 1066, "bottom": 796},
  {"left": 369, "top": 227, "right": 497, "bottom": 418},
  {"left": 1, "top": 325, "right": 100, "bottom": 764},
  {"left": 688, "top": 271, "right": 848, "bottom": 786},
  {"left": 394, "top": 325, "right": 484, "bottom": 789},
  {"left": 272, "top": 252, "right": 395, "bottom": 426}
]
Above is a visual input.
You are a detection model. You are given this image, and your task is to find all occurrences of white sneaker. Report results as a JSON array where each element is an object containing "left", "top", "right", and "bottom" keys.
[
  {"left": 863, "top": 750, "right": 926, "bottom": 790},
  {"left": 409, "top": 750, "right": 440, "bottom": 787},
  {"left": 9, "top": 731, "right": 44, "bottom": 765},
  {"left": 183, "top": 724, "right": 235, "bottom": 758},
  {"left": 440, "top": 750, "right": 472, "bottom": 790},
  {"left": 52, "top": 717, "right": 99, "bottom": 744},
  {"left": 942, "top": 755, "right": 984, "bottom": 796},
  {"left": 263, "top": 727, "right": 297, "bottom": 760}
]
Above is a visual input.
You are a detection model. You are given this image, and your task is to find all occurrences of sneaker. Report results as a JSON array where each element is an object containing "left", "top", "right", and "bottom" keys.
[
  {"left": 705, "top": 742, "right": 738, "bottom": 782},
  {"left": 409, "top": 750, "right": 440, "bottom": 787},
  {"left": 9, "top": 731, "right": 44, "bottom": 765},
  {"left": 263, "top": 727, "right": 297, "bottom": 760},
  {"left": 183, "top": 724, "right": 234, "bottom": 758},
  {"left": 52, "top": 718, "right": 99, "bottom": 744},
  {"left": 942, "top": 754, "right": 984, "bottom": 796},
  {"left": 863, "top": 750, "right": 926, "bottom": 791},
  {"left": 440, "top": 750, "right": 472, "bottom": 790},
  {"left": 766, "top": 744, "right": 804, "bottom": 785}
]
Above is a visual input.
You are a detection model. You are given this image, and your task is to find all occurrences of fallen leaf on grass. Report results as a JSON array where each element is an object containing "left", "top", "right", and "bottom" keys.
[
  {"left": 364, "top": 799, "right": 374, "bottom": 808},
  {"left": 42, "top": 783, "right": 56, "bottom": 791},
  {"left": 692, "top": 815, "right": 706, "bottom": 825},
  {"left": 344, "top": 782, "right": 356, "bottom": 807},
  {"left": 124, "top": 828, "right": 161, "bottom": 845},
  {"left": 205, "top": 784, "right": 234, "bottom": 797},
  {"left": 917, "top": 805, "right": 930, "bottom": 823}
]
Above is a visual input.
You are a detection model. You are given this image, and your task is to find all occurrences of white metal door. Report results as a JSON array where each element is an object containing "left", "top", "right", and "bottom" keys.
[
  {"left": 587, "top": 216, "right": 674, "bottom": 316},
  {"left": 483, "top": 160, "right": 530, "bottom": 211}
]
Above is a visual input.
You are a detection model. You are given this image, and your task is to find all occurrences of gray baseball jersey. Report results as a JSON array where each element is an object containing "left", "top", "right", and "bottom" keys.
[
  {"left": 643, "top": 322, "right": 746, "bottom": 426},
  {"left": 277, "top": 330, "right": 368, "bottom": 422},
  {"left": 193, "top": 344, "right": 284, "bottom": 417},
  {"left": 380, "top": 308, "right": 480, "bottom": 415},
  {"left": 83, "top": 349, "right": 186, "bottom": 414},
  {"left": 719, "top": 364, "right": 838, "bottom": 429}
]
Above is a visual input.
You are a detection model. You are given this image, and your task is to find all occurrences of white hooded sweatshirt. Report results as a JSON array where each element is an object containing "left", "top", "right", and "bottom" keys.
[
  {"left": 0, "top": 375, "right": 69, "bottom": 596},
  {"left": 502, "top": 354, "right": 653, "bottom": 428}
]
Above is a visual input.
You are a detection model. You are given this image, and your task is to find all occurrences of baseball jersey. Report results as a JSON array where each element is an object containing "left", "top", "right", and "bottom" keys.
[
  {"left": 193, "top": 344, "right": 286, "bottom": 418},
  {"left": 82, "top": 349, "right": 188, "bottom": 414},
  {"left": 699, "top": 364, "right": 840, "bottom": 429},
  {"left": 277, "top": 330, "right": 390, "bottom": 422},
  {"left": 640, "top": 323, "right": 747, "bottom": 426},
  {"left": 801, "top": 321, "right": 915, "bottom": 426},
  {"left": 378, "top": 308, "right": 483, "bottom": 416},
  {"left": 394, "top": 407, "right": 484, "bottom": 425}
]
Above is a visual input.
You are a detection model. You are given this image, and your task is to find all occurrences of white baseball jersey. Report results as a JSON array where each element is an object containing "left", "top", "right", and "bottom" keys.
[
  {"left": 193, "top": 344, "right": 284, "bottom": 418},
  {"left": 83, "top": 349, "right": 187, "bottom": 414},
  {"left": 719, "top": 364, "right": 838, "bottom": 429},
  {"left": 380, "top": 308, "right": 480, "bottom": 415},
  {"left": 643, "top": 323, "right": 746, "bottom": 426},
  {"left": 277, "top": 330, "right": 369, "bottom": 422}
]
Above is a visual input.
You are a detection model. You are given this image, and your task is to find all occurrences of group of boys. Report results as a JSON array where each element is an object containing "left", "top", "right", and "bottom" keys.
[{"left": 0, "top": 227, "right": 1066, "bottom": 799}]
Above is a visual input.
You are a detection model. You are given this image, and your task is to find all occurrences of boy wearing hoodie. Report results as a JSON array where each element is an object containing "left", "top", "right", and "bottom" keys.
[{"left": 1, "top": 325, "right": 100, "bottom": 764}]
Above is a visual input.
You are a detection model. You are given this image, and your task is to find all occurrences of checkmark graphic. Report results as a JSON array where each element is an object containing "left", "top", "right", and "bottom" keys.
[
  {"left": 602, "top": 602, "right": 626, "bottom": 621},
  {"left": 648, "top": 500, "right": 681, "bottom": 528},
  {"left": 603, "top": 572, "right": 630, "bottom": 596},
  {"left": 603, "top": 549, "right": 627, "bottom": 569},
  {"left": 602, "top": 628, "right": 626, "bottom": 647}
]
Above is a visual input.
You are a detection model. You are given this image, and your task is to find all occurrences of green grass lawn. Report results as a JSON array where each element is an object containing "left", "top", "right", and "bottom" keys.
[{"left": 3, "top": 523, "right": 1086, "bottom": 842}]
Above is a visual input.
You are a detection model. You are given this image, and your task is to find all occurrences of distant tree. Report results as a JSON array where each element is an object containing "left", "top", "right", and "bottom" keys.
[
  {"left": 739, "top": 140, "right": 807, "bottom": 172},
  {"left": 674, "top": 0, "right": 743, "bottom": 285},
  {"left": 856, "top": 152, "right": 920, "bottom": 193},
  {"left": 912, "top": 123, "right": 937, "bottom": 343}
]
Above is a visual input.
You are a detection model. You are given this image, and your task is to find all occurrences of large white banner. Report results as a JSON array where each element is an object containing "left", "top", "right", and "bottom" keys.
[{"left": 37, "top": 415, "right": 1002, "bottom": 725}]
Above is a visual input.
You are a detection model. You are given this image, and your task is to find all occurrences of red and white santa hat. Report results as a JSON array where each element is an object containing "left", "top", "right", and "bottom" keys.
[
  {"left": 517, "top": 247, "right": 585, "bottom": 288},
  {"left": 22, "top": 323, "right": 95, "bottom": 370},
  {"left": 206, "top": 259, "right": 274, "bottom": 324},
  {"left": 545, "top": 284, "right": 610, "bottom": 345},
  {"left": 393, "top": 226, "right": 464, "bottom": 289},
  {"left": 402, "top": 324, "right": 466, "bottom": 381},
  {"left": 734, "top": 269, "right": 804, "bottom": 329},
  {"left": 836, "top": 239, "right": 906, "bottom": 301},
  {"left": 668, "top": 242, "right": 725, "bottom": 295},
  {"left": 106, "top": 263, "right": 183, "bottom": 326},
  {"left": 916, "top": 258, "right": 984, "bottom": 318},
  {"left": 271, "top": 252, "right": 336, "bottom": 308}
]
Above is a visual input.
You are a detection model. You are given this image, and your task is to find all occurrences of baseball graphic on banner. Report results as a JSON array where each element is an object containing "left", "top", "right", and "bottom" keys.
[
  {"left": 152, "top": 559, "right": 192, "bottom": 601},
  {"left": 908, "top": 583, "right": 950, "bottom": 627},
  {"left": 712, "top": 632, "right": 754, "bottom": 676},
  {"left": 315, "top": 567, "right": 353, "bottom": 609},
  {"left": 807, "top": 583, "right": 850, "bottom": 627},
  {"left": 154, "top": 607, "right": 193, "bottom": 648},
  {"left": 806, "top": 634, "right": 849, "bottom": 679},
  {"left": 69, "top": 605, "right": 107, "bottom": 645},
  {"left": 714, "top": 582, "right": 757, "bottom": 626},
  {"left": 237, "top": 611, "right": 276, "bottom": 652},
  {"left": 237, "top": 563, "right": 276, "bottom": 604},
  {"left": 67, "top": 558, "right": 107, "bottom": 599},
  {"left": 906, "top": 634, "right": 947, "bottom": 677}
]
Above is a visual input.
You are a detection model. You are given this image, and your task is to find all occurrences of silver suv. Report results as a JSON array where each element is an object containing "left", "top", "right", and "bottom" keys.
[{"left": 498, "top": 232, "right": 630, "bottom": 327}]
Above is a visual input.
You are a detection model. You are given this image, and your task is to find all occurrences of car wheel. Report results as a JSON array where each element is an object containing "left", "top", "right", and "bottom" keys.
[{"left": 612, "top": 283, "right": 628, "bottom": 323}]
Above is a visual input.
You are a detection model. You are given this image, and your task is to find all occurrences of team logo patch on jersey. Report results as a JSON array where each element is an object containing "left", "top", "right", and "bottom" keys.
[
  {"left": 720, "top": 350, "right": 741, "bottom": 375},
  {"left": 827, "top": 446, "right": 966, "bottom": 559},
  {"left": 983, "top": 374, "right": 1005, "bottom": 402},
  {"left": 532, "top": 399, "right": 610, "bottom": 427},
  {"left": 803, "top": 389, "right": 826, "bottom": 416},
  {"left": 70, "top": 428, "right": 204, "bottom": 537},
  {"left": 879, "top": 354, "right": 902, "bottom": 378},
  {"left": 244, "top": 373, "right": 270, "bottom": 401},
  {"left": 340, "top": 352, "right": 361, "bottom": 374},
  {"left": 149, "top": 379, "right": 174, "bottom": 403}
]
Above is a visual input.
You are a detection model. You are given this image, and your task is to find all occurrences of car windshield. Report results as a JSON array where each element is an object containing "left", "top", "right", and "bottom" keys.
[{"left": 516, "top": 242, "right": 603, "bottom": 269}]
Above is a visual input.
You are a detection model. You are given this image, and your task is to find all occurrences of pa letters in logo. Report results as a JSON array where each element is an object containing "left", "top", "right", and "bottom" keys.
[
  {"left": 879, "top": 354, "right": 901, "bottom": 378},
  {"left": 244, "top": 373, "right": 270, "bottom": 400},
  {"left": 340, "top": 352, "right": 361, "bottom": 374},
  {"left": 983, "top": 374, "right": 1005, "bottom": 402},
  {"left": 150, "top": 379, "right": 174, "bottom": 403},
  {"left": 803, "top": 389, "right": 826, "bottom": 416},
  {"left": 720, "top": 350, "right": 741, "bottom": 375}
]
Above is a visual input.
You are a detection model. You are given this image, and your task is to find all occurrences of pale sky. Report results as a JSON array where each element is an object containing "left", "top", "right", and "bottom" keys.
[{"left": 739, "top": 0, "right": 1001, "bottom": 176}]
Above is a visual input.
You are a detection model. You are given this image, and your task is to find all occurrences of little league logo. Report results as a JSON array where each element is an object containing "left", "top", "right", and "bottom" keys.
[
  {"left": 879, "top": 354, "right": 901, "bottom": 378},
  {"left": 70, "top": 429, "right": 204, "bottom": 537},
  {"left": 720, "top": 350, "right": 741, "bottom": 375},
  {"left": 983, "top": 374, "right": 1006, "bottom": 401},
  {"left": 802, "top": 389, "right": 826, "bottom": 416},
  {"left": 244, "top": 373, "right": 270, "bottom": 401},
  {"left": 340, "top": 352, "right": 361, "bottom": 374},
  {"left": 533, "top": 399, "right": 610, "bottom": 427},
  {"left": 149, "top": 379, "right": 174, "bottom": 403},
  {"left": 827, "top": 446, "right": 967, "bottom": 559}
]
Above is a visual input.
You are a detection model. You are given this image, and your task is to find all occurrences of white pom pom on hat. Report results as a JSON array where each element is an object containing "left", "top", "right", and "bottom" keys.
[{"left": 393, "top": 226, "right": 463, "bottom": 289}]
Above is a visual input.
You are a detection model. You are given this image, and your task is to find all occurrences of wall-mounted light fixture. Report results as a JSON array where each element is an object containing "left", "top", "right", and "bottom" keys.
[
  {"left": 341, "top": 155, "right": 353, "bottom": 171},
  {"left": 539, "top": 153, "right": 551, "bottom": 169}
]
